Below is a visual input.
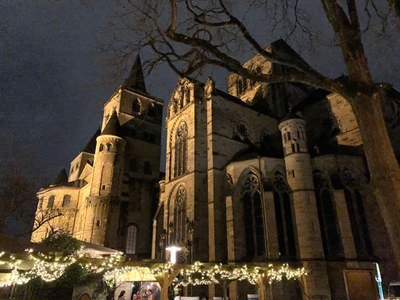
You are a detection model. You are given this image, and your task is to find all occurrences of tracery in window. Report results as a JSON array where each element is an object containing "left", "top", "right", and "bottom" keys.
[
  {"left": 345, "top": 188, "right": 373, "bottom": 259},
  {"left": 313, "top": 171, "right": 343, "bottom": 259},
  {"left": 173, "top": 185, "right": 187, "bottom": 244},
  {"left": 241, "top": 173, "right": 265, "bottom": 258},
  {"left": 174, "top": 122, "right": 188, "bottom": 177},
  {"left": 273, "top": 173, "right": 296, "bottom": 259}
]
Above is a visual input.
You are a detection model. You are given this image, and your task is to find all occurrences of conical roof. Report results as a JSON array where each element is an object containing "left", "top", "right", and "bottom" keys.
[
  {"left": 101, "top": 110, "right": 121, "bottom": 136},
  {"left": 123, "top": 54, "right": 146, "bottom": 93},
  {"left": 82, "top": 128, "right": 101, "bottom": 153},
  {"left": 50, "top": 169, "right": 68, "bottom": 186}
]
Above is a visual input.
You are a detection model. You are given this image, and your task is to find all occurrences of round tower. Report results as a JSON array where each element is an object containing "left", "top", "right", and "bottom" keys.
[
  {"left": 278, "top": 113, "right": 331, "bottom": 299},
  {"left": 278, "top": 113, "right": 313, "bottom": 190},
  {"left": 84, "top": 111, "right": 126, "bottom": 245},
  {"left": 90, "top": 112, "right": 126, "bottom": 197}
]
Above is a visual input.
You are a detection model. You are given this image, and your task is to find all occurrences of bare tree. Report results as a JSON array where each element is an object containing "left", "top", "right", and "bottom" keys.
[
  {"left": 0, "top": 164, "right": 62, "bottom": 237},
  {"left": 106, "top": 0, "right": 400, "bottom": 274}
]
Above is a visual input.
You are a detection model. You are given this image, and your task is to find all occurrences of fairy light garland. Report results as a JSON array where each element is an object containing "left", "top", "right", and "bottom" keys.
[{"left": 0, "top": 248, "right": 307, "bottom": 290}]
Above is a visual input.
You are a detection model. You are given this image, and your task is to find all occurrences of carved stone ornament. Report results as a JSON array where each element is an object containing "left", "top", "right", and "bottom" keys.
[
  {"left": 176, "top": 185, "right": 187, "bottom": 205},
  {"left": 243, "top": 173, "right": 259, "bottom": 191},
  {"left": 273, "top": 173, "right": 290, "bottom": 193},
  {"left": 204, "top": 76, "right": 214, "bottom": 101}
]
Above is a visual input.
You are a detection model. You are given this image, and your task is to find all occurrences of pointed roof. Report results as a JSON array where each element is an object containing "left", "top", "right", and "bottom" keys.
[
  {"left": 123, "top": 54, "right": 147, "bottom": 93},
  {"left": 50, "top": 169, "right": 68, "bottom": 186},
  {"left": 82, "top": 128, "right": 101, "bottom": 153},
  {"left": 102, "top": 110, "right": 121, "bottom": 136}
]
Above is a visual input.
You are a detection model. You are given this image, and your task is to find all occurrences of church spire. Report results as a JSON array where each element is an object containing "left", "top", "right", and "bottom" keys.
[{"left": 124, "top": 54, "right": 147, "bottom": 93}]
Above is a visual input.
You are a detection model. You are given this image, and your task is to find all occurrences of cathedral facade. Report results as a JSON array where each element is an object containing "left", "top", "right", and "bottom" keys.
[
  {"left": 32, "top": 40, "right": 399, "bottom": 299},
  {"left": 31, "top": 56, "right": 163, "bottom": 258}
]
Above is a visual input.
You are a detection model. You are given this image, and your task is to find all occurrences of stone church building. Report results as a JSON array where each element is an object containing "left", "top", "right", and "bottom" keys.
[{"left": 32, "top": 40, "right": 399, "bottom": 299}]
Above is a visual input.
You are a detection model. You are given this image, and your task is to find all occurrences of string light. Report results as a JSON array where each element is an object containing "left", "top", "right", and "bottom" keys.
[{"left": 0, "top": 248, "right": 307, "bottom": 292}]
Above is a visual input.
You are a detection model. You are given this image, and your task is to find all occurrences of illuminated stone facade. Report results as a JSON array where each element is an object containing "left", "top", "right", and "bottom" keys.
[
  {"left": 31, "top": 56, "right": 163, "bottom": 259},
  {"left": 152, "top": 41, "right": 398, "bottom": 299},
  {"left": 32, "top": 41, "right": 400, "bottom": 299}
]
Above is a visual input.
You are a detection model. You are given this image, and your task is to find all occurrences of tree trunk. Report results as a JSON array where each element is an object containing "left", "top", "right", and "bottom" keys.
[{"left": 352, "top": 92, "right": 400, "bottom": 277}]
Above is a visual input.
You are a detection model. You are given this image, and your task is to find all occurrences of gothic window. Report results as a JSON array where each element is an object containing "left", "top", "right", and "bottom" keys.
[
  {"left": 345, "top": 188, "right": 373, "bottom": 259},
  {"left": 47, "top": 196, "right": 55, "bottom": 209},
  {"left": 313, "top": 171, "right": 344, "bottom": 259},
  {"left": 241, "top": 173, "right": 266, "bottom": 258},
  {"left": 99, "top": 144, "right": 104, "bottom": 152},
  {"left": 106, "top": 143, "right": 112, "bottom": 151},
  {"left": 144, "top": 161, "right": 152, "bottom": 175},
  {"left": 62, "top": 195, "right": 71, "bottom": 207},
  {"left": 173, "top": 186, "right": 187, "bottom": 244},
  {"left": 174, "top": 122, "right": 188, "bottom": 177},
  {"left": 273, "top": 173, "right": 296, "bottom": 259},
  {"left": 126, "top": 224, "right": 138, "bottom": 254}
]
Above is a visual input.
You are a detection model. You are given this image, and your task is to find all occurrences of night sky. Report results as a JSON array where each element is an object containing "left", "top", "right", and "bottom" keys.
[{"left": 1, "top": 1, "right": 399, "bottom": 187}]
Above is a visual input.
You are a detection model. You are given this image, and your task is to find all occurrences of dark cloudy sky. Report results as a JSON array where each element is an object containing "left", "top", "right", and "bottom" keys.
[{"left": 1, "top": 0, "right": 399, "bottom": 187}]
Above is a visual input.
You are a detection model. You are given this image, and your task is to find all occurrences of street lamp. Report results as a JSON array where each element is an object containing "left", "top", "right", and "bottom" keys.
[{"left": 166, "top": 245, "right": 182, "bottom": 264}]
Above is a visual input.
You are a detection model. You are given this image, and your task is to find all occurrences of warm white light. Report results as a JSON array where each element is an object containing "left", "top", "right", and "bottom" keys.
[{"left": 166, "top": 246, "right": 182, "bottom": 264}]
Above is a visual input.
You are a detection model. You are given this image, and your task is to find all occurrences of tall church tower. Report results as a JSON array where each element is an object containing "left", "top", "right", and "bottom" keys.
[
  {"left": 279, "top": 113, "right": 331, "bottom": 299},
  {"left": 73, "top": 54, "right": 163, "bottom": 256},
  {"left": 82, "top": 111, "right": 126, "bottom": 245}
]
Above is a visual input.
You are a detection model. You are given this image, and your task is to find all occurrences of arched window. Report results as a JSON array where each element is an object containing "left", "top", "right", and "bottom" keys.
[
  {"left": 62, "top": 195, "right": 71, "bottom": 207},
  {"left": 106, "top": 143, "right": 112, "bottom": 151},
  {"left": 132, "top": 99, "right": 141, "bottom": 113},
  {"left": 38, "top": 197, "right": 43, "bottom": 209},
  {"left": 237, "top": 78, "right": 243, "bottom": 94},
  {"left": 345, "top": 188, "right": 373, "bottom": 259},
  {"left": 241, "top": 173, "right": 265, "bottom": 258},
  {"left": 174, "top": 123, "right": 188, "bottom": 177},
  {"left": 47, "top": 196, "right": 55, "bottom": 209},
  {"left": 313, "top": 171, "right": 343, "bottom": 259},
  {"left": 173, "top": 186, "right": 187, "bottom": 244},
  {"left": 273, "top": 173, "right": 296, "bottom": 259},
  {"left": 126, "top": 224, "right": 138, "bottom": 254},
  {"left": 99, "top": 144, "right": 104, "bottom": 152}
]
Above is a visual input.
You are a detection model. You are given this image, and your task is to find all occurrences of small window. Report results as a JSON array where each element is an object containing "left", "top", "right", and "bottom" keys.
[
  {"left": 96, "top": 220, "right": 100, "bottom": 226},
  {"left": 62, "top": 195, "right": 71, "bottom": 207},
  {"left": 132, "top": 99, "right": 141, "bottom": 113},
  {"left": 99, "top": 144, "right": 104, "bottom": 152},
  {"left": 287, "top": 132, "right": 291, "bottom": 141},
  {"left": 47, "top": 196, "right": 55, "bottom": 209},
  {"left": 106, "top": 143, "right": 112, "bottom": 151},
  {"left": 102, "top": 185, "right": 106, "bottom": 190},
  {"left": 38, "top": 197, "right": 43, "bottom": 209}
]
